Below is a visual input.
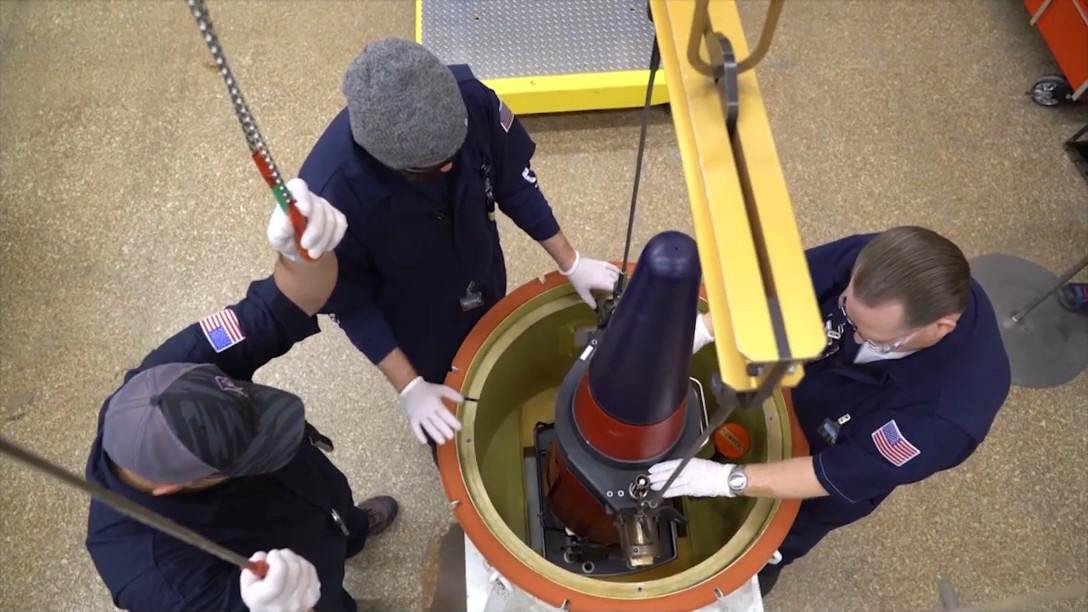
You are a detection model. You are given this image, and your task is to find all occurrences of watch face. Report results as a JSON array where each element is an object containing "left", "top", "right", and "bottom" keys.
[{"left": 729, "top": 470, "right": 747, "bottom": 491}]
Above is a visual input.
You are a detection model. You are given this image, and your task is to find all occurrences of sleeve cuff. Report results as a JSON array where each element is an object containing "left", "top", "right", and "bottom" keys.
[
  {"left": 527, "top": 216, "right": 561, "bottom": 243},
  {"left": 327, "top": 307, "right": 399, "bottom": 367},
  {"left": 355, "top": 328, "right": 398, "bottom": 366},
  {"left": 500, "top": 189, "right": 560, "bottom": 242},
  {"left": 813, "top": 453, "right": 860, "bottom": 503}
]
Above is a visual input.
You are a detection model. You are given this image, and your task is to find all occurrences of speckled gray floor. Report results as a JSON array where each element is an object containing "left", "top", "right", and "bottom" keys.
[{"left": 1, "top": 1, "right": 1085, "bottom": 611}]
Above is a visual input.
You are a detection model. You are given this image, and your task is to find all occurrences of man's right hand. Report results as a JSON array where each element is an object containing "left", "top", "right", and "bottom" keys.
[
  {"left": 240, "top": 549, "right": 320, "bottom": 612},
  {"left": 267, "top": 177, "right": 347, "bottom": 262},
  {"left": 399, "top": 376, "right": 464, "bottom": 444}
]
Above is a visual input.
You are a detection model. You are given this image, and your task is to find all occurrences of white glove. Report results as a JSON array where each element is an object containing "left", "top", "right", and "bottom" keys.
[
  {"left": 692, "top": 312, "right": 715, "bottom": 354},
  {"left": 399, "top": 376, "right": 464, "bottom": 444},
  {"left": 647, "top": 458, "right": 737, "bottom": 498},
  {"left": 240, "top": 549, "right": 320, "bottom": 612},
  {"left": 559, "top": 252, "right": 620, "bottom": 309},
  {"left": 267, "top": 177, "right": 348, "bottom": 262}
]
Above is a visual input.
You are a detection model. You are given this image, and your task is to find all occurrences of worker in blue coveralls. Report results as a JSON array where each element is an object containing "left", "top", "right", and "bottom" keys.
[
  {"left": 657, "top": 226, "right": 1011, "bottom": 596},
  {"left": 297, "top": 38, "right": 619, "bottom": 456},
  {"left": 85, "top": 181, "right": 395, "bottom": 612}
]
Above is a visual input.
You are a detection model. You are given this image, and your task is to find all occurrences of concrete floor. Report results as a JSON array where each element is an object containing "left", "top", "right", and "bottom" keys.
[{"left": 1, "top": 0, "right": 1085, "bottom": 610}]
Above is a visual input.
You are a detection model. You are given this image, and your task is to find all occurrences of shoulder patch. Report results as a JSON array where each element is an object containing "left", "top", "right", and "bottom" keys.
[
  {"left": 871, "top": 419, "right": 920, "bottom": 467},
  {"left": 199, "top": 308, "right": 245, "bottom": 353},
  {"left": 521, "top": 166, "right": 538, "bottom": 186},
  {"left": 498, "top": 99, "right": 515, "bottom": 133}
]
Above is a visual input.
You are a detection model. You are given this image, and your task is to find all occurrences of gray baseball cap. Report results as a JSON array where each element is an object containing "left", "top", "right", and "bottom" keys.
[
  {"left": 102, "top": 363, "right": 306, "bottom": 484},
  {"left": 342, "top": 37, "right": 468, "bottom": 171}
]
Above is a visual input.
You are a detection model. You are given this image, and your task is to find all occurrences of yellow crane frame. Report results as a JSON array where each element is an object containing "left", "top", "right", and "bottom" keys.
[{"left": 649, "top": 0, "right": 825, "bottom": 394}]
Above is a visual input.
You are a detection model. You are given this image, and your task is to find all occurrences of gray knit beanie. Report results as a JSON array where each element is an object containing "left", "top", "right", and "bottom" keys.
[{"left": 342, "top": 38, "right": 468, "bottom": 170}]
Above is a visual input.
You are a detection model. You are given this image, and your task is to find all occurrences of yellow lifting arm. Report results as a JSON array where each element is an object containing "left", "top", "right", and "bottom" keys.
[{"left": 648, "top": 0, "right": 825, "bottom": 393}]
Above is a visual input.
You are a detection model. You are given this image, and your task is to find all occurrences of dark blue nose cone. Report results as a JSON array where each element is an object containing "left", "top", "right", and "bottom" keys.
[{"left": 587, "top": 231, "right": 702, "bottom": 425}]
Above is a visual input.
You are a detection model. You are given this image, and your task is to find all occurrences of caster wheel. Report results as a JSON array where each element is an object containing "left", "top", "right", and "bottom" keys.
[{"left": 1030, "top": 73, "right": 1074, "bottom": 107}]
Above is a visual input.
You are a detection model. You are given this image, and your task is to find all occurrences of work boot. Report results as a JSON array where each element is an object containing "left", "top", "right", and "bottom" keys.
[
  {"left": 1058, "top": 283, "right": 1088, "bottom": 313},
  {"left": 357, "top": 496, "right": 399, "bottom": 537}
]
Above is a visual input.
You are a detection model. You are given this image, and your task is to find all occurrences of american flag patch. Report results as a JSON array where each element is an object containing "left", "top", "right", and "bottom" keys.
[
  {"left": 871, "top": 419, "right": 920, "bottom": 467},
  {"left": 199, "top": 308, "right": 245, "bottom": 353},
  {"left": 498, "top": 99, "right": 515, "bottom": 133}
]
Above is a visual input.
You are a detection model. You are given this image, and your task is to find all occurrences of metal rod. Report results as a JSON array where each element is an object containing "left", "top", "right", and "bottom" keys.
[
  {"left": 0, "top": 435, "right": 264, "bottom": 576},
  {"left": 937, "top": 577, "right": 961, "bottom": 611},
  {"left": 1010, "top": 253, "right": 1088, "bottom": 323},
  {"left": 185, "top": 0, "right": 288, "bottom": 212},
  {"left": 685, "top": 0, "right": 786, "bottom": 76},
  {"left": 686, "top": 0, "right": 715, "bottom": 77},
  {"left": 182, "top": 0, "right": 311, "bottom": 261},
  {"left": 736, "top": 0, "right": 786, "bottom": 73}
]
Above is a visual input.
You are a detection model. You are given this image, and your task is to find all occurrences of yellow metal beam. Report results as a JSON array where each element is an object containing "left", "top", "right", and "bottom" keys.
[
  {"left": 649, "top": 0, "right": 825, "bottom": 392},
  {"left": 477, "top": 72, "right": 669, "bottom": 116}
]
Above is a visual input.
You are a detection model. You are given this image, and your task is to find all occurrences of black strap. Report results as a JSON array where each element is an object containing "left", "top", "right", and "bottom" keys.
[
  {"left": 304, "top": 422, "right": 334, "bottom": 453},
  {"left": 613, "top": 40, "right": 663, "bottom": 300}
]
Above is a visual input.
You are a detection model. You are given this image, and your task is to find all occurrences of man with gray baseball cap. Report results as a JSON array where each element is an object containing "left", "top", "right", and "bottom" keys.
[
  {"left": 297, "top": 38, "right": 619, "bottom": 459},
  {"left": 85, "top": 181, "right": 396, "bottom": 612},
  {"left": 100, "top": 361, "right": 308, "bottom": 493}
]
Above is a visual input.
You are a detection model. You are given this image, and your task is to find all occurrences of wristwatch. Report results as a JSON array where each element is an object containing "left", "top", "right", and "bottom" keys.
[{"left": 726, "top": 465, "right": 748, "bottom": 497}]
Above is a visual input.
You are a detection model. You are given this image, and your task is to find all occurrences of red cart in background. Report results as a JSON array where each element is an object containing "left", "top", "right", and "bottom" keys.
[{"left": 1025, "top": 0, "right": 1088, "bottom": 106}]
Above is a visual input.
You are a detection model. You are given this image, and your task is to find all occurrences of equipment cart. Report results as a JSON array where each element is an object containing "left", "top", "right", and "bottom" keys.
[{"left": 1025, "top": 0, "right": 1088, "bottom": 106}]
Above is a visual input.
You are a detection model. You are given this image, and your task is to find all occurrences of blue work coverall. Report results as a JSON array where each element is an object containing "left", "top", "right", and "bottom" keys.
[
  {"left": 779, "top": 233, "right": 1011, "bottom": 566},
  {"left": 85, "top": 278, "right": 368, "bottom": 612},
  {"left": 298, "top": 64, "right": 560, "bottom": 384}
]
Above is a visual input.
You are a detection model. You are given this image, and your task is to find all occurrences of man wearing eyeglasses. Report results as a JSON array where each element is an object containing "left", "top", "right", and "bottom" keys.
[
  {"left": 295, "top": 38, "right": 619, "bottom": 458},
  {"left": 661, "top": 226, "right": 1011, "bottom": 596}
]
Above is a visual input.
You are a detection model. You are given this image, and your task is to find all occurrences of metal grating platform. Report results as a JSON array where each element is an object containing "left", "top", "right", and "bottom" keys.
[{"left": 420, "top": 0, "right": 657, "bottom": 80}]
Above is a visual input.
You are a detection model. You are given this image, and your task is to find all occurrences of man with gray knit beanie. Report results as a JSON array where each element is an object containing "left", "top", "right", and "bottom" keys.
[{"left": 297, "top": 38, "right": 618, "bottom": 459}]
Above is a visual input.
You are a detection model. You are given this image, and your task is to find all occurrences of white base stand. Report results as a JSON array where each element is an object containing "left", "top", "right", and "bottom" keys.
[{"left": 464, "top": 534, "right": 765, "bottom": 612}]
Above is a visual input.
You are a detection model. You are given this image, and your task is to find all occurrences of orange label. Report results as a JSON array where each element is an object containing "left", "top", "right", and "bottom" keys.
[{"left": 714, "top": 423, "right": 751, "bottom": 459}]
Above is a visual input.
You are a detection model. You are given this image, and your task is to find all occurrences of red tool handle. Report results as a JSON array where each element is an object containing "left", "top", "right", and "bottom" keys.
[
  {"left": 285, "top": 199, "right": 314, "bottom": 262},
  {"left": 245, "top": 558, "right": 270, "bottom": 579},
  {"left": 250, "top": 151, "right": 314, "bottom": 262}
]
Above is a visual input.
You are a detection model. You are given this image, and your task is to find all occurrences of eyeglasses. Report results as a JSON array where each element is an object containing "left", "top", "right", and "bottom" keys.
[
  {"left": 838, "top": 293, "right": 917, "bottom": 354},
  {"left": 403, "top": 154, "right": 457, "bottom": 174}
]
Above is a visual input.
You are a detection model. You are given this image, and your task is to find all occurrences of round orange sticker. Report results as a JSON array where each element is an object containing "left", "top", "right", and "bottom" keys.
[{"left": 713, "top": 422, "right": 751, "bottom": 459}]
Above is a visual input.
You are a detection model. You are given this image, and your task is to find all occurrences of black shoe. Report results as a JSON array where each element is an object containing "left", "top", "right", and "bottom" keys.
[
  {"left": 357, "top": 496, "right": 399, "bottom": 537},
  {"left": 1058, "top": 283, "right": 1088, "bottom": 313}
]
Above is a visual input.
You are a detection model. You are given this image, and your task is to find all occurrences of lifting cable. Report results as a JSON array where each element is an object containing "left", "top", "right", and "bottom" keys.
[{"left": 618, "top": 0, "right": 786, "bottom": 508}]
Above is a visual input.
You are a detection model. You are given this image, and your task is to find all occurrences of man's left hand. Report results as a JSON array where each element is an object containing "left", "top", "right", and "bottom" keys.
[
  {"left": 240, "top": 549, "right": 320, "bottom": 612},
  {"left": 648, "top": 458, "right": 736, "bottom": 498},
  {"left": 559, "top": 252, "right": 620, "bottom": 308}
]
